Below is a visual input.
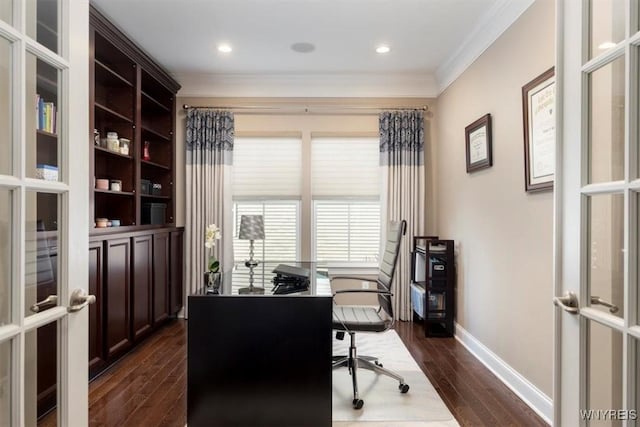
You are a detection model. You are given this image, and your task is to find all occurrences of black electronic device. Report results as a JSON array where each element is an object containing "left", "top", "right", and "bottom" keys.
[{"left": 272, "top": 264, "right": 310, "bottom": 294}]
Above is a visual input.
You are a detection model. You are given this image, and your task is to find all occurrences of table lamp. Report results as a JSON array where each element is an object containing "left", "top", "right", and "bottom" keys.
[{"left": 238, "top": 214, "right": 265, "bottom": 294}]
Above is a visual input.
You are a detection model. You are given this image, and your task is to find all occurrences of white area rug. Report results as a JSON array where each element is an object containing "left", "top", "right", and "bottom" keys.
[{"left": 332, "top": 330, "right": 459, "bottom": 427}]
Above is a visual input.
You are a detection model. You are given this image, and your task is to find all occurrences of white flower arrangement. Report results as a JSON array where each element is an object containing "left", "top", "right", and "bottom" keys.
[{"left": 205, "top": 223, "right": 222, "bottom": 272}]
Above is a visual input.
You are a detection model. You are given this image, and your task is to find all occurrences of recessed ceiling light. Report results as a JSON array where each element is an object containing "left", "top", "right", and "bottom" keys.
[
  {"left": 376, "top": 45, "right": 390, "bottom": 54},
  {"left": 218, "top": 44, "right": 232, "bottom": 53},
  {"left": 291, "top": 42, "right": 315, "bottom": 53},
  {"left": 598, "top": 41, "right": 616, "bottom": 50}
]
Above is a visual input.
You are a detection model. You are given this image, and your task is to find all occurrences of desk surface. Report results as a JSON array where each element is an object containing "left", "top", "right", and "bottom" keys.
[{"left": 206, "top": 261, "right": 332, "bottom": 296}]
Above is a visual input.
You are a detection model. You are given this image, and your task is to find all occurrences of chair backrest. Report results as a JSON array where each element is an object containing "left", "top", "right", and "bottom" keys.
[{"left": 377, "top": 219, "right": 406, "bottom": 318}]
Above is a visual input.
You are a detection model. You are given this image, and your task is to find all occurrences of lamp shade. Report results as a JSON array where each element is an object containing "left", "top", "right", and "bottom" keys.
[{"left": 238, "top": 215, "right": 265, "bottom": 240}]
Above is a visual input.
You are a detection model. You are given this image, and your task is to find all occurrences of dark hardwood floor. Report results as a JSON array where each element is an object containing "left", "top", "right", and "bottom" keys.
[
  {"left": 394, "top": 321, "right": 548, "bottom": 427},
  {"left": 84, "top": 319, "right": 547, "bottom": 426}
]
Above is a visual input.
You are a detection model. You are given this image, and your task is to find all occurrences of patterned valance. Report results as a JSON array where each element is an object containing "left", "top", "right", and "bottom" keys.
[
  {"left": 379, "top": 111, "right": 424, "bottom": 166},
  {"left": 186, "top": 110, "right": 234, "bottom": 154}
]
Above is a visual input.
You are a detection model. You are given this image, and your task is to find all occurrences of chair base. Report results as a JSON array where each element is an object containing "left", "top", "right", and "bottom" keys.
[{"left": 333, "top": 332, "right": 409, "bottom": 409}]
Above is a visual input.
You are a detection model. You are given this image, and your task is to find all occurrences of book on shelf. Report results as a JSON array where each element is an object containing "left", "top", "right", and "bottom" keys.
[{"left": 36, "top": 94, "right": 58, "bottom": 134}]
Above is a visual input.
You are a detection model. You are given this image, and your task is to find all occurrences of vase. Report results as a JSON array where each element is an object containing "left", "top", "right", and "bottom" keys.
[{"left": 204, "top": 271, "right": 221, "bottom": 293}]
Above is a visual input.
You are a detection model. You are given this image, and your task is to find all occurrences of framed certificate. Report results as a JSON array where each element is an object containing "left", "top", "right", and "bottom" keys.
[
  {"left": 522, "top": 67, "right": 555, "bottom": 192},
  {"left": 465, "top": 114, "right": 493, "bottom": 173}
]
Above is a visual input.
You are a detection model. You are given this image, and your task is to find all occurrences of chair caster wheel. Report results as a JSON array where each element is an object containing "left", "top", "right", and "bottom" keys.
[
  {"left": 399, "top": 383, "right": 410, "bottom": 393},
  {"left": 375, "top": 361, "right": 383, "bottom": 367},
  {"left": 352, "top": 399, "right": 364, "bottom": 409}
]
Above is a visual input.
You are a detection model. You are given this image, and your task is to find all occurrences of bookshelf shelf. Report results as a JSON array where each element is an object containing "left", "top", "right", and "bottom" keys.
[
  {"left": 95, "top": 101, "right": 134, "bottom": 123},
  {"left": 95, "top": 59, "right": 134, "bottom": 88},
  {"left": 141, "top": 159, "right": 170, "bottom": 170},
  {"left": 142, "top": 91, "right": 171, "bottom": 113},
  {"left": 94, "top": 189, "right": 135, "bottom": 196},
  {"left": 141, "top": 194, "right": 170, "bottom": 200},
  {"left": 141, "top": 125, "right": 171, "bottom": 142},
  {"left": 94, "top": 145, "right": 133, "bottom": 160},
  {"left": 37, "top": 129, "right": 57, "bottom": 139}
]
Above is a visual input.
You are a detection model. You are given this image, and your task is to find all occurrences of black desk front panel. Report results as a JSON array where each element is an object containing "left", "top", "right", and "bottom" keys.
[{"left": 188, "top": 295, "right": 333, "bottom": 427}]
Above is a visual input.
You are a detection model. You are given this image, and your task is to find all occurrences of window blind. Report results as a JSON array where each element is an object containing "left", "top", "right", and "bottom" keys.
[
  {"left": 233, "top": 201, "right": 299, "bottom": 289},
  {"left": 233, "top": 137, "right": 302, "bottom": 198},
  {"left": 314, "top": 201, "right": 380, "bottom": 262},
  {"left": 233, "top": 201, "right": 299, "bottom": 262},
  {"left": 311, "top": 137, "right": 380, "bottom": 197}
]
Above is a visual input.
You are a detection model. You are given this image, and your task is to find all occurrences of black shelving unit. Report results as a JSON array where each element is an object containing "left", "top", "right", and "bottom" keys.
[{"left": 410, "top": 236, "right": 455, "bottom": 337}]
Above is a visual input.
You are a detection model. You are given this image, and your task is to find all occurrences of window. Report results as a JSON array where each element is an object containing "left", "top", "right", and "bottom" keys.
[
  {"left": 232, "top": 137, "right": 302, "bottom": 266},
  {"left": 233, "top": 201, "right": 300, "bottom": 262},
  {"left": 314, "top": 200, "right": 380, "bottom": 262},
  {"left": 311, "top": 137, "right": 380, "bottom": 262}
]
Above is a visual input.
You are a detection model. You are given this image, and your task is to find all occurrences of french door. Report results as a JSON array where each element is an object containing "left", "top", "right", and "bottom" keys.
[
  {"left": 0, "top": 0, "right": 90, "bottom": 426},
  {"left": 555, "top": 0, "right": 639, "bottom": 425}
]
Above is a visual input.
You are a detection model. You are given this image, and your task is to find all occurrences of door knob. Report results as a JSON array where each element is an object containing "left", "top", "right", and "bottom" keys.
[
  {"left": 68, "top": 288, "right": 96, "bottom": 312},
  {"left": 30, "top": 295, "right": 58, "bottom": 313},
  {"left": 590, "top": 296, "right": 619, "bottom": 313},
  {"left": 553, "top": 291, "right": 579, "bottom": 314}
]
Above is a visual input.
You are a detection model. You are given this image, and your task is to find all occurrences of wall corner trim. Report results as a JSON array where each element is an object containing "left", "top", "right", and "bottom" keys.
[
  {"left": 435, "top": 0, "right": 536, "bottom": 94},
  {"left": 454, "top": 323, "right": 552, "bottom": 425}
]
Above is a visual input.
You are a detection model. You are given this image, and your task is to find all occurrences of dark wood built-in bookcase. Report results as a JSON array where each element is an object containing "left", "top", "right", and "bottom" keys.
[
  {"left": 87, "top": 5, "right": 184, "bottom": 381},
  {"left": 90, "top": 5, "right": 180, "bottom": 231}
]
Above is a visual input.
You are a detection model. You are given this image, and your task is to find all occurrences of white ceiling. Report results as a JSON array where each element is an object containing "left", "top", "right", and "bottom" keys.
[{"left": 91, "top": 0, "right": 535, "bottom": 97}]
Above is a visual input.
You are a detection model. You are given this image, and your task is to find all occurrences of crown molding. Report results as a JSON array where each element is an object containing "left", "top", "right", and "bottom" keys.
[
  {"left": 174, "top": 72, "right": 438, "bottom": 98},
  {"left": 435, "top": 0, "right": 536, "bottom": 94}
]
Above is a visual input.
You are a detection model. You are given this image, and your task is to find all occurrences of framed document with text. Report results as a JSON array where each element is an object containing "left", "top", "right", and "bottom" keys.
[
  {"left": 465, "top": 114, "right": 492, "bottom": 173},
  {"left": 522, "top": 67, "right": 555, "bottom": 192}
]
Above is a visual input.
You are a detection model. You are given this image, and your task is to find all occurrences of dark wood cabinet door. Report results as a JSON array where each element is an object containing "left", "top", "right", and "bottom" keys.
[
  {"left": 88, "top": 241, "right": 105, "bottom": 377},
  {"left": 105, "top": 237, "right": 132, "bottom": 359},
  {"left": 132, "top": 235, "right": 153, "bottom": 340},
  {"left": 170, "top": 230, "right": 184, "bottom": 314},
  {"left": 153, "top": 232, "right": 170, "bottom": 324}
]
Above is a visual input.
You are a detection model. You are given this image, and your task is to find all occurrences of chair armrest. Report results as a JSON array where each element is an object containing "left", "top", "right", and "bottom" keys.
[
  {"left": 330, "top": 276, "right": 378, "bottom": 283},
  {"left": 333, "top": 288, "right": 392, "bottom": 297}
]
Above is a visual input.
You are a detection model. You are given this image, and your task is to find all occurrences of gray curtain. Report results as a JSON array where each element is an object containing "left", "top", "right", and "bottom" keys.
[
  {"left": 379, "top": 110, "right": 425, "bottom": 321},
  {"left": 185, "top": 110, "right": 234, "bottom": 316}
]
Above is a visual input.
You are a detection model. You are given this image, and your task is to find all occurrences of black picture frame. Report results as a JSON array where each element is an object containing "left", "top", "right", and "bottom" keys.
[{"left": 465, "top": 114, "right": 493, "bottom": 173}]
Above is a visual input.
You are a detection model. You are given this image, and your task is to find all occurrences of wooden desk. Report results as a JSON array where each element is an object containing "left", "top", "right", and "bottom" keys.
[{"left": 187, "top": 263, "right": 332, "bottom": 427}]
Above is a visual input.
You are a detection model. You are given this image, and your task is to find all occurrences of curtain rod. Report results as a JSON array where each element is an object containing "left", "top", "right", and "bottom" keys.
[{"left": 182, "top": 104, "right": 428, "bottom": 113}]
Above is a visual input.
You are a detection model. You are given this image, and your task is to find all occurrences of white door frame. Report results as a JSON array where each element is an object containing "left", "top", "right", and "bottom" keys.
[{"left": 0, "top": 0, "right": 89, "bottom": 425}]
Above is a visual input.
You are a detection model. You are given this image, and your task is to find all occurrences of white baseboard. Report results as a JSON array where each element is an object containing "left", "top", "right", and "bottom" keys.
[{"left": 454, "top": 323, "right": 552, "bottom": 425}]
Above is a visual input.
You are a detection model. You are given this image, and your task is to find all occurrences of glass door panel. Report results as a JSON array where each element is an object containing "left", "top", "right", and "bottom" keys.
[
  {"left": 0, "top": 340, "right": 10, "bottom": 426},
  {"left": 0, "top": 36, "right": 11, "bottom": 176},
  {"left": 588, "top": 55, "right": 626, "bottom": 184},
  {"left": 26, "top": 0, "right": 58, "bottom": 54},
  {"left": 25, "top": 322, "right": 58, "bottom": 427},
  {"left": 25, "top": 192, "right": 58, "bottom": 318},
  {"left": 26, "top": 52, "right": 60, "bottom": 182},
  {"left": 589, "top": 0, "right": 626, "bottom": 59},
  {"left": 587, "top": 320, "right": 624, "bottom": 426},
  {"left": 587, "top": 193, "right": 624, "bottom": 318},
  {"left": 0, "top": 188, "right": 11, "bottom": 327},
  {"left": 0, "top": 1, "right": 11, "bottom": 25}
]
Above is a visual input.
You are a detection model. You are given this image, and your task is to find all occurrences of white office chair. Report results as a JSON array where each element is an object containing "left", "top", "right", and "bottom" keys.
[{"left": 331, "top": 219, "right": 409, "bottom": 409}]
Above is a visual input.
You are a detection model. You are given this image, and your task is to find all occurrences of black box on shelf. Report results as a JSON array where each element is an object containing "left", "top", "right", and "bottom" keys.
[
  {"left": 152, "top": 183, "right": 162, "bottom": 195},
  {"left": 141, "top": 179, "right": 151, "bottom": 195},
  {"left": 142, "top": 202, "right": 166, "bottom": 225}
]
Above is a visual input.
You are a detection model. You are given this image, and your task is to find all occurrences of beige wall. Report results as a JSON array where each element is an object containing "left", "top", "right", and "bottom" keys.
[
  {"left": 434, "top": 0, "right": 555, "bottom": 396},
  {"left": 175, "top": 97, "right": 438, "bottom": 242}
]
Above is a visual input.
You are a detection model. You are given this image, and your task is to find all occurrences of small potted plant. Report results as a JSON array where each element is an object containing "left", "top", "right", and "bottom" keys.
[{"left": 205, "top": 223, "right": 222, "bottom": 291}]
